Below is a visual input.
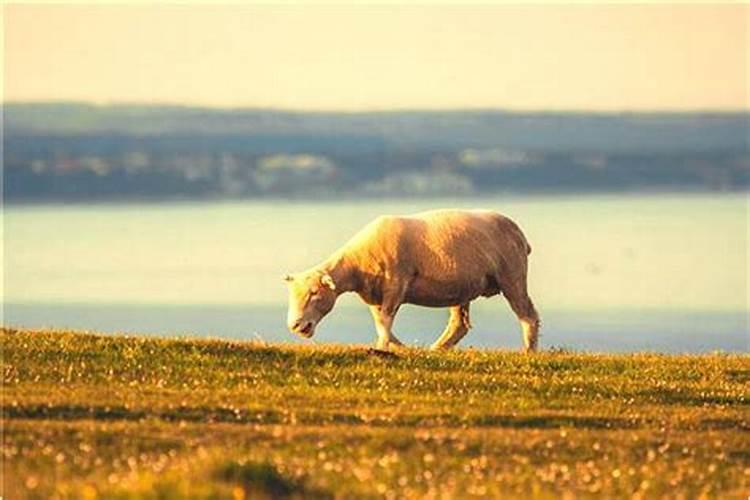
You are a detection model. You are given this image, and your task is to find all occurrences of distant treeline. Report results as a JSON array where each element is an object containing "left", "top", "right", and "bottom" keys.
[{"left": 4, "top": 103, "right": 748, "bottom": 201}]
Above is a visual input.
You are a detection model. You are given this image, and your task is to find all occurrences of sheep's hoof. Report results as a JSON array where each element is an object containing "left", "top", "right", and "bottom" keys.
[
  {"left": 366, "top": 347, "right": 400, "bottom": 359},
  {"left": 429, "top": 343, "right": 451, "bottom": 351}
]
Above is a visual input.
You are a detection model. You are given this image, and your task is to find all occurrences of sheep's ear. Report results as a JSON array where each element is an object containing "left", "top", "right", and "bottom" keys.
[
  {"left": 283, "top": 274, "right": 294, "bottom": 282},
  {"left": 321, "top": 274, "right": 336, "bottom": 291}
]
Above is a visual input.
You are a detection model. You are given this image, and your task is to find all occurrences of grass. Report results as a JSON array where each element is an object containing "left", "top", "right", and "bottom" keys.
[{"left": 1, "top": 326, "right": 748, "bottom": 498}]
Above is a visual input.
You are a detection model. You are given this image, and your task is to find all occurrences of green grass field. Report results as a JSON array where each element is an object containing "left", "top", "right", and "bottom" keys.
[{"left": 2, "top": 327, "right": 748, "bottom": 498}]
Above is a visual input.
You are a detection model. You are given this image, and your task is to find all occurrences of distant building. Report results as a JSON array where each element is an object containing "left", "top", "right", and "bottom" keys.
[
  {"left": 459, "top": 148, "right": 535, "bottom": 169},
  {"left": 253, "top": 154, "right": 337, "bottom": 193},
  {"left": 363, "top": 171, "right": 473, "bottom": 196}
]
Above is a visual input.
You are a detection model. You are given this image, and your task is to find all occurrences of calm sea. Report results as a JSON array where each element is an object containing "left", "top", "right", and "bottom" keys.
[{"left": 4, "top": 194, "right": 748, "bottom": 353}]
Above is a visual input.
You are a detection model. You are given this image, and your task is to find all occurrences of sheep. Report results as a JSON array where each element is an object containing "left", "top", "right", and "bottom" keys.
[{"left": 285, "top": 209, "right": 540, "bottom": 351}]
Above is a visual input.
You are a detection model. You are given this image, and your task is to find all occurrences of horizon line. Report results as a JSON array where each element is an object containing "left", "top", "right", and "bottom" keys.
[{"left": 3, "top": 99, "right": 748, "bottom": 116}]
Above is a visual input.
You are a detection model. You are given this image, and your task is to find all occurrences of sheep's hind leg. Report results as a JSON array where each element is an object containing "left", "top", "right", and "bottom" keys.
[
  {"left": 430, "top": 303, "right": 471, "bottom": 350},
  {"left": 503, "top": 284, "right": 540, "bottom": 353}
]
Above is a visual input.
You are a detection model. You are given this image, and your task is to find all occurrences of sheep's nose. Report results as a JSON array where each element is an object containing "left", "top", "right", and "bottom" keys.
[{"left": 289, "top": 319, "right": 302, "bottom": 331}]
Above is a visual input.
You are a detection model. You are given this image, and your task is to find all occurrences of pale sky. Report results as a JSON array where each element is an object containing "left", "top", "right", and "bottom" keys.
[{"left": 4, "top": 4, "right": 747, "bottom": 111}]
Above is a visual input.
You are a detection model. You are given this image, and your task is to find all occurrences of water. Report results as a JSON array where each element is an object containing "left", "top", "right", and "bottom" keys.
[{"left": 4, "top": 194, "right": 748, "bottom": 352}]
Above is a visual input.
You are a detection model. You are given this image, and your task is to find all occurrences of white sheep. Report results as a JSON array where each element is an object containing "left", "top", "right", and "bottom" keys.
[{"left": 285, "top": 209, "right": 540, "bottom": 351}]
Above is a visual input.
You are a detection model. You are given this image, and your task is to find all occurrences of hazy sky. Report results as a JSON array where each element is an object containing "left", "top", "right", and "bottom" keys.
[{"left": 4, "top": 4, "right": 747, "bottom": 111}]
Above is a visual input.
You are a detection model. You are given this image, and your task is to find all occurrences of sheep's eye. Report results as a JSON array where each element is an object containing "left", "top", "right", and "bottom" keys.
[{"left": 310, "top": 289, "right": 320, "bottom": 297}]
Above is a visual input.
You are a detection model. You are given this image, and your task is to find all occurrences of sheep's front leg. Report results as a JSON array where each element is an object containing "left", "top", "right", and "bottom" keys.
[
  {"left": 369, "top": 305, "right": 404, "bottom": 350},
  {"left": 369, "top": 280, "right": 408, "bottom": 350}
]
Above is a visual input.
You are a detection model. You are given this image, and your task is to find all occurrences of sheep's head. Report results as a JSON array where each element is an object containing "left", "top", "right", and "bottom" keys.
[{"left": 284, "top": 271, "right": 337, "bottom": 338}]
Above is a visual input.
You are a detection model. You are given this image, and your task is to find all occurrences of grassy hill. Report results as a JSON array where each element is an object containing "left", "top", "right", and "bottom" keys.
[{"left": 2, "top": 327, "right": 748, "bottom": 498}]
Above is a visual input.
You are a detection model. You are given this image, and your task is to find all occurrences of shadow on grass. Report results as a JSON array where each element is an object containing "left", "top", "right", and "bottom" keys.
[
  {"left": 635, "top": 388, "right": 749, "bottom": 407},
  {"left": 0, "top": 403, "right": 649, "bottom": 430},
  {"left": 214, "top": 461, "right": 331, "bottom": 499},
  {"left": 5, "top": 402, "right": 736, "bottom": 431},
  {"left": 724, "top": 369, "right": 750, "bottom": 383}
]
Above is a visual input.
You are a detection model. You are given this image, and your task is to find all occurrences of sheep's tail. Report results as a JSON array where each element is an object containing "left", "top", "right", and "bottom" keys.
[
  {"left": 496, "top": 214, "right": 532, "bottom": 256},
  {"left": 517, "top": 226, "right": 532, "bottom": 255}
]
